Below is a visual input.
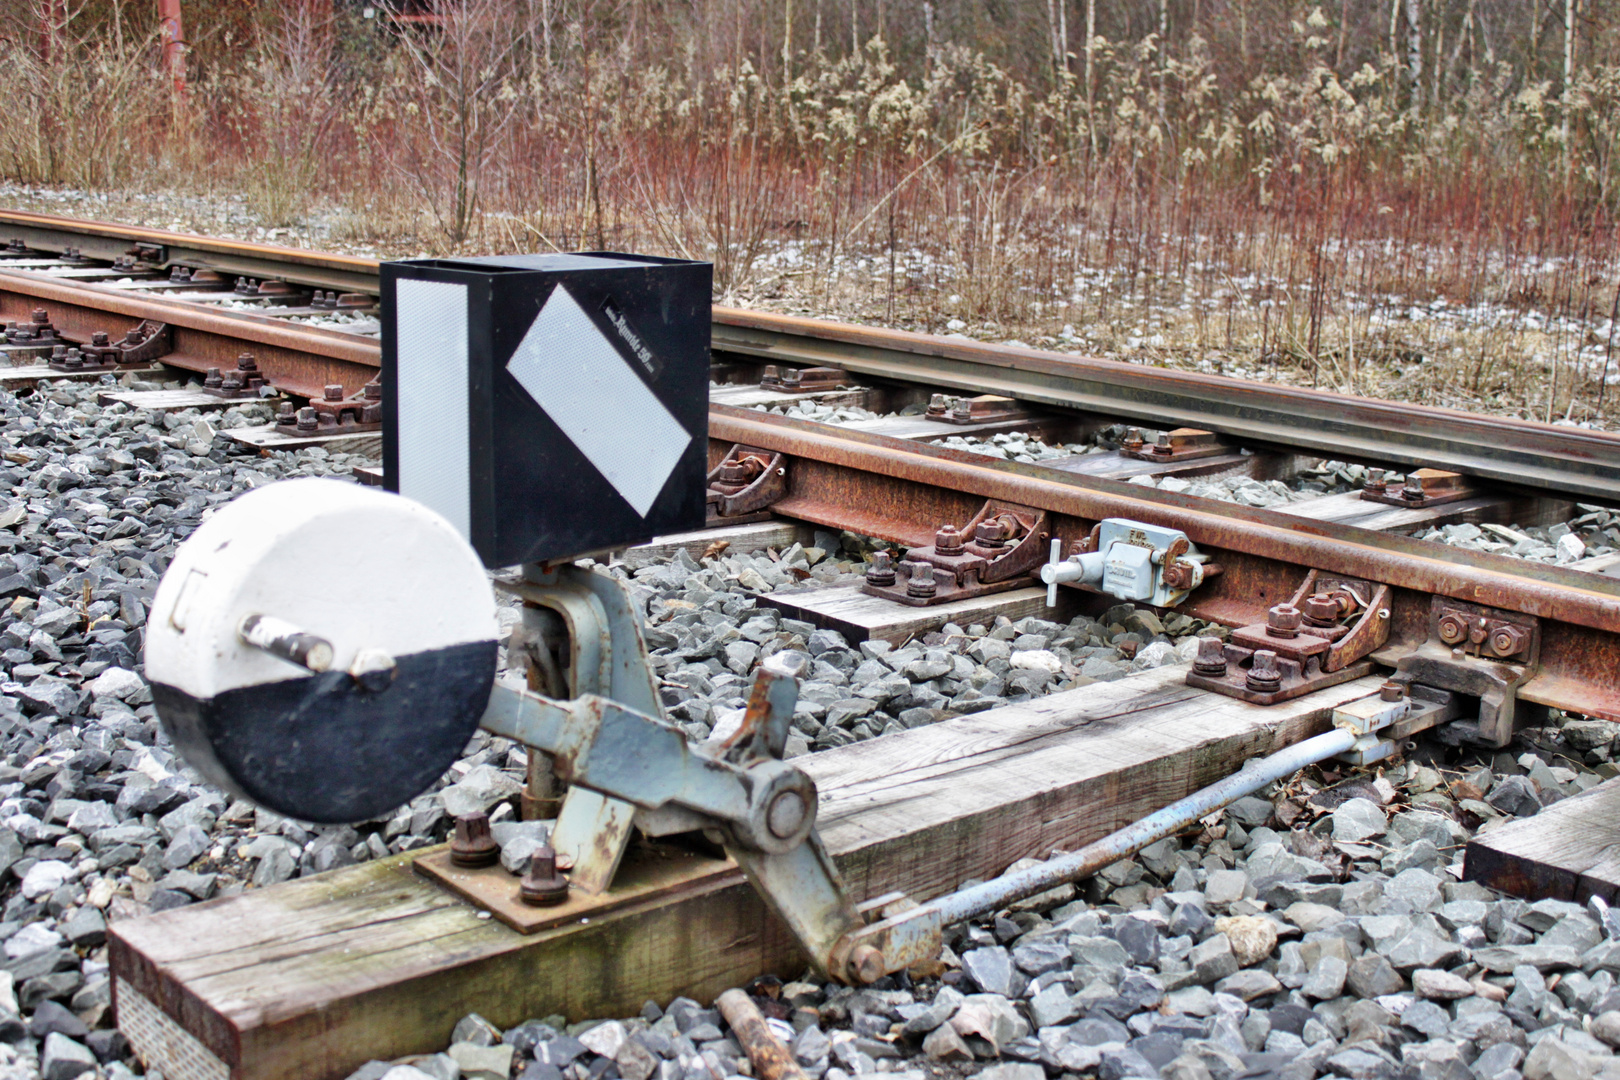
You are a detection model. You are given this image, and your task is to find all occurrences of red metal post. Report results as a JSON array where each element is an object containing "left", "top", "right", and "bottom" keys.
[{"left": 156, "top": 0, "right": 187, "bottom": 103}]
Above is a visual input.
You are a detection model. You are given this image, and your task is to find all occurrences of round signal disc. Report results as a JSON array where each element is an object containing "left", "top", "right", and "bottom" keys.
[{"left": 144, "top": 478, "right": 499, "bottom": 824}]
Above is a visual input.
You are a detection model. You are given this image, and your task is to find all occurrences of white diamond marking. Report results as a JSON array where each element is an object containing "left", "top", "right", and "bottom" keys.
[{"left": 506, "top": 285, "right": 691, "bottom": 517}]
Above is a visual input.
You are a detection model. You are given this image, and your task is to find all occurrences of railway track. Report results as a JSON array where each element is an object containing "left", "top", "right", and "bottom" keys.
[
  {"left": 0, "top": 209, "right": 1616, "bottom": 1078},
  {"left": 0, "top": 210, "right": 1614, "bottom": 730}
]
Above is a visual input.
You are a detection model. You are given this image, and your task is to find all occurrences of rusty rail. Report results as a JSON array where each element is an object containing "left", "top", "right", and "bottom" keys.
[
  {"left": 0, "top": 271, "right": 379, "bottom": 400},
  {"left": 709, "top": 406, "right": 1620, "bottom": 722},
  {"left": 709, "top": 310, "right": 1620, "bottom": 503}
]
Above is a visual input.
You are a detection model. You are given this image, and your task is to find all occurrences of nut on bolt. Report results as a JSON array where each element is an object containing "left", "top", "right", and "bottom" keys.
[
  {"left": 518, "top": 843, "right": 571, "bottom": 906},
  {"left": 1437, "top": 612, "right": 1469, "bottom": 645},
  {"left": 1266, "top": 603, "right": 1302, "bottom": 639},
  {"left": 907, "top": 563, "right": 939, "bottom": 599},
  {"left": 450, "top": 811, "right": 499, "bottom": 868},
  {"left": 865, "top": 550, "right": 897, "bottom": 587},
  {"left": 1192, "top": 636, "right": 1228, "bottom": 677},
  {"left": 1488, "top": 623, "right": 1528, "bottom": 658},
  {"left": 1246, "top": 649, "right": 1282, "bottom": 693},
  {"left": 934, "top": 525, "right": 965, "bottom": 556}
]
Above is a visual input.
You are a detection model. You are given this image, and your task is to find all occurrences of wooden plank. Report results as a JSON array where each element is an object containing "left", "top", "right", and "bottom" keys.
[
  {"left": 1274, "top": 489, "right": 1570, "bottom": 531},
  {"left": 758, "top": 584, "right": 1074, "bottom": 644},
  {"left": 1464, "top": 776, "right": 1620, "bottom": 903},
  {"left": 840, "top": 414, "right": 1061, "bottom": 441},
  {"left": 97, "top": 388, "right": 276, "bottom": 411},
  {"left": 709, "top": 384, "right": 872, "bottom": 410},
  {"left": 225, "top": 423, "right": 381, "bottom": 456},
  {"left": 618, "top": 520, "right": 806, "bottom": 568},
  {"left": 1572, "top": 550, "right": 1620, "bottom": 578},
  {"left": 112, "top": 667, "right": 1382, "bottom": 1080},
  {"left": 0, "top": 364, "right": 164, "bottom": 391}
]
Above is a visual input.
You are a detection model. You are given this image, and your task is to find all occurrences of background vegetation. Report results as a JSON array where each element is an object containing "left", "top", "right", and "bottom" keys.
[{"left": 0, "top": 0, "right": 1617, "bottom": 423}]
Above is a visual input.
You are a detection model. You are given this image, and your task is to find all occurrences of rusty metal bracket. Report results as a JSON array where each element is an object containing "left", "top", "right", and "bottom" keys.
[
  {"left": 275, "top": 379, "right": 384, "bottom": 436},
  {"left": 1187, "top": 570, "right": 1392, "bottom": 704},
  {"left": 863, "top": 501, "right": 1049, "bottom": 607},
  {"left": 1119, "top": 427, "right": 1230, "bottom": 462},
  {"left": 201, "top": 352, "right": 269, "bottom": 398},
  {"left": 1360, "top": 467, "right": 1476, "bottom": 507},
  {"left": 924, "top": 393, "right": 1038, "bottom": 426},
  {"left": 706, "top": 445, "right": 788, "bottom": 525},
  {"left": 760, "top": 365, "right": 850, "bottom": 393},
  {"left": 1393, "top": 596, "right": 1544, "bottom": 748}
]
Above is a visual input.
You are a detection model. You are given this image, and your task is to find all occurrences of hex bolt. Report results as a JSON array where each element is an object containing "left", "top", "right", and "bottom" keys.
[
  {"left": 1246, "top": 649, "right": 1283, "bottom": 693},
  {"left": 363, "top": 379, "right": 382, "bottom": 400},
  {"left": 1301, "top": 592, "right": 1340, "bottom": 627},
  {"left": 973, "top": 518, "right": 1008, "bottom": 548},
  {"left": 928, "top": 393, "right": 949, "bottom": 411},
  {"left": 906, "top": 563, "right": 939, "bottom": 599},
  {"left": 1437, "top": 612, "right": 1469, "bottom": 645},
  {"left": 865, "top": 549, "right": 897, "bottom": 587},
  {"left": 766, "top": 790, "right": 807, "bottom": 840},
  {"left": 275, "top": 402, "right": 296, "bottom": 424},
  {"left": 221, "top": 370, "right": 243, "bottom": 391},
  {"left": 1121, "top": 428, "right": 1145, "bottom": 453},
  {"left": 1193, "top": 636, "right": 1228, "bottom": 677},
  {"left": 30, "top": 308, "right": 47, "bottom": 325},
  {"left": 1488, "top": 623, "right": 1528, "bottom": 658},
  {"left": 1379, "top": 680, "right": 1405, "bottom": 702},
  {"left": 204, "top": 368, "right": 223, "bottom": 389},
  {"left": 780, "top": 367, "right": 802, "bottom": 387},
  {"left": 238, "top": 352, "right": 259, "bottom": 371},
  {"left": 761, "top": 364, "right": 780, "bottom": 384},
  {"left": 1364, "top": 468, "right": 1386, "bottom": 491},
  {"left": 90, "top": 331, "right": 109, "bottom": 347},
  {"left": 518, "top": 843, "right": 571, "bottom": 906},
  {"left": 62, "top": 349, "right": 83, "bottom": 370},
  {"left": 449, "top": 812, "right": 499, "bottom": 868},
  {"left": 1266, "top": 603, "right": 1302, "bottom": 638},
  {"left": 295, "top": 407, "right": 318, "bottom": 432},
  {"left": 934, "top": 525, "right": 965, "bottom": 556},
  {"left": 323, "top": 384, "right": 344, "bottom": 401},
  {"left": 50, "top": 345, "right": 65, "bottom": 360},
  {"left": 124, "top": 328, "right": 144, "bottom": 345}
]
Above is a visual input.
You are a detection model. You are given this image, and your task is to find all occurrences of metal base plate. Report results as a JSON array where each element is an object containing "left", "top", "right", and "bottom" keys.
[
  {"left": 1186, "top": 659, "right": 1375, "bottom": 705},
  {"left": 414, "top": 840, "right": 737, "bottom": 934}
]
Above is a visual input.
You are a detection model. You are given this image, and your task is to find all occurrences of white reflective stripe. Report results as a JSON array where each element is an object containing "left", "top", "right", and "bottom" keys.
[
  {"left": 507, "top": 284, "right": 692, "bottom": 517},
  {"left": 395, "top": 278, "right": 470, "bottom": 538}
]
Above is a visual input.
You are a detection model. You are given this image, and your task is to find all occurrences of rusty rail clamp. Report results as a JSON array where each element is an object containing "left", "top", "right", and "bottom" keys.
[
  {"left": 1360, "top": 467, "right": 1476, "bottom": 508},
  {"left": 862, "top": 501, "right": 1049, "bottom": 607},
  {"left": 200, "top": 352, "right": 269, "bottom": 399},
  {"left": 706, "top": 445, "right": 788, "bottom": 526},
  {"left": 760, "top": 365, "right": 850, "bottom": 393},
  {"left": 274, "top": 379, "right": 383, "bottom": 436},
  {"left": 923, "top": 394, "right": 1039, "bottom": 426},
  {"left": 1119, "top": 427, "right": 1230, "bottom": 462},
  {"left": 1186, "top": 569, "right": 1392, "bottom": 705},
  {"left": 1392, "top": 596, "right": 1544, "bottom": 748}
]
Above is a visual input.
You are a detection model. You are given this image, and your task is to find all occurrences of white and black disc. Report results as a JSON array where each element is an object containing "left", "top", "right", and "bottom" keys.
[{"left": 145, "top": 478, "right": 499, "bottom": 824}]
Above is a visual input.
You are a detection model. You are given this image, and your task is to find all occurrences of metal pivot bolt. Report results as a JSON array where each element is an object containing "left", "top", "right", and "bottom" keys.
[
  {"left": 1379, "top": 680, "right": 1405, "bottom": 702},
  {"left": 1246, "top": 649, "right": 1283, "bottom": 693},
  {"left": 1266, "top": 603, "right": 1302, "bottom": 639},
  {"left": 907, "top": 563, "right": 939, "bottom": 599},
  {"left": 1193, "top": 636, "right": 1228, "bottom": 677},
  {"left": 518, "top": 843, "right": 571, "bottom": 905},
  {"left": 766, "top": 790, "right": 808, "bottom": 840},
  {"left": 237, "top": 613, "right": 333, "bottom": 672},
  {"left": 934, "top": 525, "right": 965, "bottom": 556},
  {"left": 865, "top": 550, "right": 897, "bottom": 587},
  {"left": 450, "top": 811, "right": 500, "bottom": 868}
]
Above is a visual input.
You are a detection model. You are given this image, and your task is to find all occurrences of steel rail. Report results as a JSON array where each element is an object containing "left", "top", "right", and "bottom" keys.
[
  {"left": 1, "top": 209, "right": 1617, "bottom": 502},
  {"left": 0, "top": 270, "right": 379, "bottom": 400},
  {"left": 0, "top": 209, "right": 379, "bottom": 294},
  {"left": 708, "top": 310, "right": 1620, "bottom": 503},
  {"left": 708, "top": 405, "right": 1620, "bottom": 721}
]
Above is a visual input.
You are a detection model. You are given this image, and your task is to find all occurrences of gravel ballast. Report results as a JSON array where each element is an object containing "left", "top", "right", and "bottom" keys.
[{"left": 0, "top": 375, "right": 1612, "bottom": 1079}]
